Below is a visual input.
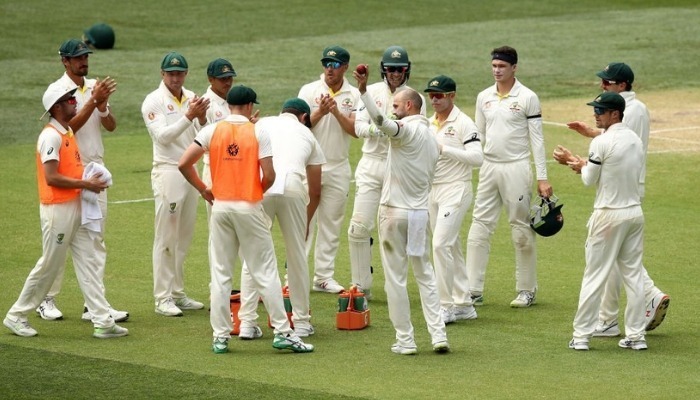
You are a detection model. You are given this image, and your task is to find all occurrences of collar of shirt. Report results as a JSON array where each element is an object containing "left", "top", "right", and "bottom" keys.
[
  {"left": 205, "top": 86, "right": 227, "bottom": 104},
  {"left": 619, "top": 90, "right": 636, "bottom": 104},
  {"left": 318, "top": 73, "right": 353, "bottom": 97},
  {"left": 430, "top": 105, "right": 462, "bottom": 129},
  {"left": 158, "top": 80, "right": 189, "bottom": 105},
  {"left": 48, "top": 117, "right": 72, "bottom": 136},
  {"left": 223, "top": 114, "right": 251, "bottom": 124},
  {"left": 491, "top": 78, "right": 523, "bottom": 99}
]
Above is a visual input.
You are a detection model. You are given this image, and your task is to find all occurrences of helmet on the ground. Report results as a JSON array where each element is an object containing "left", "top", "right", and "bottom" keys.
[
  {"left": 380, "top": 45, "right": 411, "bottom": 82},
  {"left": 83, "top": 23, "right": 115, "bottom": 49},
  {"left": 530, "top": 195, "right": 564, "bottom": 237}
]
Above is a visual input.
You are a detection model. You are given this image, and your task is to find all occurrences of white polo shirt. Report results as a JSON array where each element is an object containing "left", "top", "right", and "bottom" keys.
[
  {"left": 359, "top": 92, "right": 439, "bottom": 210},
  {"left": 429, "top": 105, "right": 483, "bottom": 185},
  {"left": 620, "top": 91, "right": 650, "bottom": 191},
  {"left": 142, "top": 81, "right": 202, "bottom": 167},
  {"left": 256, "top": 113, "right": 326, "bottom": 179},
  {"left": 475, "top": 79, "right": 547, "bottom": 180},
  {"left": 298, "top": 74, "right": 360, "bottom": 165},
  {"left": 582, "top": 122, "right": 643, "bottom": 210}
]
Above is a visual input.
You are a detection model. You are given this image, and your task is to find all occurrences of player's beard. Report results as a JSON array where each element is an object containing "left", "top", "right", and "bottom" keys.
[{"left": 71, "top": 64, "right": 89, "bottom": 77}]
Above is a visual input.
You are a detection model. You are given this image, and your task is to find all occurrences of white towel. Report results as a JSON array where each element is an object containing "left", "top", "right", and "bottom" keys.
[
  {"left": 406, "top": 209, "right": 429, "bottom": 257},
  {"left": 81, "top": 162, "right": 112, "bottom": 233},
  {"left": 265, "top": 168, "right": 288, "bottom": 196}
]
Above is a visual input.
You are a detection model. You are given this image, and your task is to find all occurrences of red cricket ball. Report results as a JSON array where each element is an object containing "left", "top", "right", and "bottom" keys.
[{"left": 355, "top": 64, "right": 367, "bottom": 75}]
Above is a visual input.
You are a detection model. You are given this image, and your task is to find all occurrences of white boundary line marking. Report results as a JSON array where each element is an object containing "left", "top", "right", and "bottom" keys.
[
  {"left": 544, "top": 120, "right": 700, "bottom": 150},
  {"left": 651, "top": 126, "right": 700, "bottom": 134},
  {"left": 111, "top": 198, "right": 153, "bottom": 204},
  {"left": 543, "top": 120, "right": 700, "bottom": 136}
]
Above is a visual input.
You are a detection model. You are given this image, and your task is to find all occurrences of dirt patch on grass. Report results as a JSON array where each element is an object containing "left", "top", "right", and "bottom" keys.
[{"left": 542, "top": 89, "right": 700, "bottom": 153}]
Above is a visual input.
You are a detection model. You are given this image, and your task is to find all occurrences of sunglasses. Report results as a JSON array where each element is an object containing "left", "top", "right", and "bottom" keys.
[
  {"left": 58, "top": 96, "right": 78, "bottom": 105},
  {"left": 428, "top": 92, "right": 454, "bottom": 100},
  {"left": 384, "top": 66, "right": 408, "bottom": 73},
  {"left": 322, "top": 61, "right": 343, "bottom": 69},
  {"left": 601, "top": 79, "right": 617, "bottom": 86},
  {"left": 593, "top": 106, "right": 609, "bottom": 115}
]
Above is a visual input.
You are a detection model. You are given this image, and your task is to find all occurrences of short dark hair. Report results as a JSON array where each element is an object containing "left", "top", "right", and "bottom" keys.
[
  {"left": 616, "top": 109, "right": 625, "bottom": 121},
  {"left": 491, "top": 46, "right": 518, "bottom": 65}
]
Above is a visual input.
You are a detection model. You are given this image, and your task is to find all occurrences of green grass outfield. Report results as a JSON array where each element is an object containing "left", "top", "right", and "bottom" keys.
[{"left": 1, "top": 1, "right": 699, "bottom": 399}]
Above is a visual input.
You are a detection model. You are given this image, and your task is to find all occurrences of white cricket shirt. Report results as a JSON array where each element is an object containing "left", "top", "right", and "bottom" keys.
[
  {"left": 582, "top": 122, "right": 643, "bottom": 210},
  {"left": 429, "top": 105, "right": 483, "bottom": 185},
  {"left": 142, "top": 81, "right": 202, "bottom": 167},
  {"left": 298, "top": 74, "right": 360, "bottom": 165},
  {"left": 475, "top": 79, "right": 547, "bottom": 180}
]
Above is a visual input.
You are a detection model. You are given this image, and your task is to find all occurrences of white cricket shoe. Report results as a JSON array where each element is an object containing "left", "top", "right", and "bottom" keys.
[
  {"left": 454, "top": 305, "right": 478, "bottom": 320},
  {"left": 510, "top": 291, "right": 536, "bottom": 308},
  {"left": 441, "top": 307, "right": 456, "bottom": 324},
  {"left": 592, "top": 320, "right": 621, "bottom": 337},
  {"left": 82, "top": 307, "right": 129, "bottom": 323},
  {"left": 618, "top": 337, "right": 648, "bottom": 350},
  {"left": 568, "top": 339, "right": 589, "bottom": 351},
  {"left": 4, "top": 317, "right": 38, "bottom": 337},
  {"left": 273, "top": 333, "right": 314, "bottom": 353},
  {"left": 155, "top": 298, "right": 183, "bottom": 317},
  {"left": 36, "top": 297, "right": 63, "bottom": 320},
  {"left": 294, "top": 325, "right": 315, "bottom": 338},
  {"left": 174, "top": 296, "right": 204, "bottom": 310},
  {"left": 645, "top": 293, "right": 670, "bottom": 331},
  {"left": 433, "top": 340, "right": 450, "bottom": 353},
  {"left": 312, "top": 279, "right": 345, "bottom": 294},
  {"left": 93, "top": 324, "right": 129, "bottom": 339},
  {"left": 239, "top": 325, "right": 263, "bottom": 340},
  {"left": 391, "top": 343, "right": 417, "bottom": 355}
]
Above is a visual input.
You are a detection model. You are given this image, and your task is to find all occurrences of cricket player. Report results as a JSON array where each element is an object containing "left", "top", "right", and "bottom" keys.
[
  {"left": 298, "top": 45, "right": 360, "bottom": 294},
  {"left": 353, "top": 68, "right": 448, "bottom": 355},
  {"left": 349, "top": 46, "right": 425, "bottom": 300},
  {"left": 237, "top": 98, "right": 325, "bottom": 339},
  {"left": 565, "top": 92, "right": 647, "bottom": 351},
  {"left": 36, "top": 39, "right": 128, "bottom": 323},
  {"left": 424, "top": 75, "right": 483, "bottom": 324},
  {"left": 557, "top": 62, "right": 669, "bottom": 335},
  {"left": 3, "top": 83, "right": 127, "bottom": 339},
  {"left": 201, "top": 58, "right": 236, "bottom": 220},
  {"left": 142, "top": 51, "right": 209, "bottom": 317},
  {"left": 178, "top": 85, "right": 314, "bottom": 354},
  {"left": 466, "top": 46, "right": 553, "bottom": 308}
]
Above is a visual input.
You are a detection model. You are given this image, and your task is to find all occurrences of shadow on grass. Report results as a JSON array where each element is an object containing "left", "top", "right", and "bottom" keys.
[{"left": 0, "top": 343, "right": 368, "bottom": 399}]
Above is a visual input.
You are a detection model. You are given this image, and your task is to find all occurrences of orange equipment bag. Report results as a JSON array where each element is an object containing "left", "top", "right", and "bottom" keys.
[
  {"left": 336, "top": 285, "right": 370, "bottom": 330},
  {"left": 230, "top": 290, "right": 241, "bottom": 335}
]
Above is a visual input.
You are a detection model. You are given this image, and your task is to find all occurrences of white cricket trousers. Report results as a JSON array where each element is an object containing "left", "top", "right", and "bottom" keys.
[
  {"left": 348, "top": 154, "right": 386, "bottom": 291},
  {"left": 151, "top": 166, "right": 199, "bottom": 303},
  {"left": 429, "top": 181, "right": 473, "bottom": 308},
  {"left": 379, "top": 205, "right": 447, "bottom": 348},
  {"left": 466, "top": 159, "right": 536, "bottom": 294},
  {"left": 238, "top": 174, "right": 312, "bottom": 329},
  {"left": 6, "top": 199, "right": 114, "bottom": 328},
  {"left": 201, "top": 161, "right": 213, "bottom": 221},
  {"left": 572, "top": 208, "right": 646, "bottom": 341},
  {"left": 599, "top": 265, "right": 660, "bottom": 323},
  {"left": 209, "top": 201, "right": 292, "bottom": 339},
  {"left": 47, "top": 189, "right": 108, "bottom": 301},
  {"left": 306, "top": 159, "right": 351, "bottom": 283}
]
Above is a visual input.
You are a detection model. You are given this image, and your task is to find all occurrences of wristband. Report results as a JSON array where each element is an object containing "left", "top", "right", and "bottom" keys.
[{"left": 98, "top": 109, "right": 110, "bottom": 118}]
